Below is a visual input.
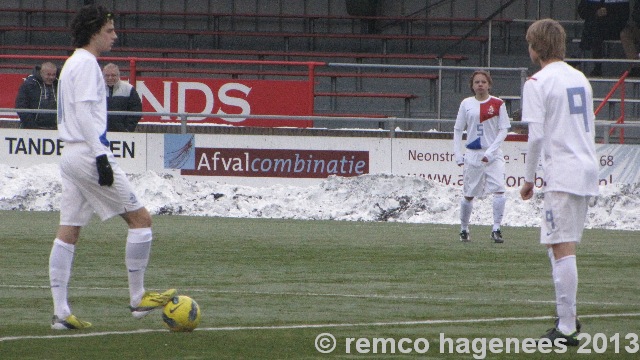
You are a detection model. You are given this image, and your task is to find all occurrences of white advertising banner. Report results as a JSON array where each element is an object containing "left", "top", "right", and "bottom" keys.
[
  {"left": 393, "top": 138, "right": 638, "bottom": 188},
  {"left": 394, "top": 138, "right": 533, "bottom": 189},
  {"left": 146, "top": 133, "right": 392, "bottom": 187},
  {"left": 1, "top": 128, "right": 638, "bottom": 187},
  {"left": 1, "top": 129, "right": 147, "bottom": 173}
]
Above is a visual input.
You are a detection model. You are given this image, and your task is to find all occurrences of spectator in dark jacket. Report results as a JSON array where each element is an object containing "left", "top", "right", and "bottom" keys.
[
  {"left": 578, "top": 0, "right": 630, "bottom": 76},
  {"left": 103, "top": 63, "right": 142, "bottom": 132},
  {"left": 15, "top": 62, "right": 59, "bottom": 129},
  {"left": 621, "top": 0, "right": 640, "bottom": 76}
]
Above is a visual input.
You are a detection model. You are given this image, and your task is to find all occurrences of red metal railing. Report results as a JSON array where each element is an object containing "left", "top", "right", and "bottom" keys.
[
  {"left": 595, "top": 70, "right": 627, "bottom": 144},
  {"left": 0, "top": 54, "right": 323, "bottom": 116}
]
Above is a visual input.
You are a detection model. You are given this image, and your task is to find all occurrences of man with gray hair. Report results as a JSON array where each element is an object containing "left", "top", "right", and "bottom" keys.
[{"left": 102, "top": 62, "right": 142, "bottom": 132}]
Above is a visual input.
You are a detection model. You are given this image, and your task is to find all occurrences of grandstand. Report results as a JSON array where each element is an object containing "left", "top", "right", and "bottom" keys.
[{"left": 0, "top": 0, "right": 638, "bottom": 140}]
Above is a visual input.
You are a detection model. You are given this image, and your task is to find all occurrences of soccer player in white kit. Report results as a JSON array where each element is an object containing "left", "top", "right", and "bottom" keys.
[
  {"left": 453, "top": 70, "right": 511, "bottom": 243},
  {"left": 49, "top": 5, "right": 175, "bottom": 330},
  {"left": 520, "top": 19, "right": 598, "bottom": 346}
]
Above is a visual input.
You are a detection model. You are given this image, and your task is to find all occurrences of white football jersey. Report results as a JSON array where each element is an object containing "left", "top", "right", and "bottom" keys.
[
  {"left": 57, "top": 48, "right": 109, "bottom": 157},
  {"left": 522, "top": 61, "right": 598, "bottom": 196},
  {"left": 454, "top": 95, "right": 511, "bottom": 155}
]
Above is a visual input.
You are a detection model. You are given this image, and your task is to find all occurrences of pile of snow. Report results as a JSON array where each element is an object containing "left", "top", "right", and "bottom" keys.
[{"left": 0, "top": 164, "right": 638, "bottom": 230}]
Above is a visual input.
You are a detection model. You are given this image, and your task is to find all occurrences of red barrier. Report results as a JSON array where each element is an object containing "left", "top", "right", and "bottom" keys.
[
  {"left": 594, "top": 70, "right": 627, "bottom": 144},
  {"left": 0, "top": 54, "right": 323, "bottom": 128}
]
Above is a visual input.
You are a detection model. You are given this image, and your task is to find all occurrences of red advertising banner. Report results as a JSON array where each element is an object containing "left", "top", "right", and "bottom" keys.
[
  {"left": 1, "top": 74, "right": 27, "bottom": 117},
  {"left": 181, "top": 147, "right": 369, "bottom": 178},
  {"left": 137, "top": 77, "right": 313, "bottom": 127},
  {"left": 0, "top": 74, "right": 313, "bottom": 127}
]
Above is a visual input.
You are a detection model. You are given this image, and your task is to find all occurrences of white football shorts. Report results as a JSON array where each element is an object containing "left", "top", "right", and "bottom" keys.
[
  {"left": 540, "top": 191, "right": 589, "bottom": 245},
  {"left": 59, "top": 142, "right": 143, "bottom": 226},
  {"left": 462, "top": 150, "right": 505, "bottom": 197}
]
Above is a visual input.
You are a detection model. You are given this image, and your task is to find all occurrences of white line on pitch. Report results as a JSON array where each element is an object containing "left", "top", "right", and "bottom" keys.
[
  {"left": 0, "top": 284, "right": 637, "bottom": 307},
  {"left": 2, "top": 313, "right": 640, "bottom": 343}
]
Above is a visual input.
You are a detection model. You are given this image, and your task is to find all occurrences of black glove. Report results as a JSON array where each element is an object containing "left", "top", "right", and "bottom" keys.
[{"left": 96, "top": 154, "right": 114, "bottom": 186}]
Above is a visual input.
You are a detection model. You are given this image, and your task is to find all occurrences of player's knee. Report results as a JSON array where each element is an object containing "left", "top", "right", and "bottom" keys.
[
  {"left": 56, "top": 226, "right": 81, "bottom": 244},
  {"left": 122, "top": 207, "right": 152, "bottom": 228},
  {"left": 134, "top": 215, "right": 152, "bottom": 229},
  {"left": 135, "top": 211, "right": 152, "bottom": 228}
]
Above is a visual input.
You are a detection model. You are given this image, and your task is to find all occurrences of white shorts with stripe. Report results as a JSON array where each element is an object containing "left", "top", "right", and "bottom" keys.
[
  {"left": 462, "top": 150, "right": 506, "bottom": 197},
  {"left": 540, "top": 191, "right": 589, "bottom": 245},
  {"left": 59, "top": 142, "right": 143, "bottom": 226}
]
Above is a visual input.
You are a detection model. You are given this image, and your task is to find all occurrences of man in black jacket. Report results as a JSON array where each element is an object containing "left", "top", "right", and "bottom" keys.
[
  {"left": 102, "top": 63, "right": 142, "bottom": 132},
  {"left": 15, "top": 62, "right": 59, "bottom": 129},
  {"left": 621, "top": 0, "right": 640, "bottom": 76},
  {"left": 578, "top": 0, "right": 630, "bottom": 76}
]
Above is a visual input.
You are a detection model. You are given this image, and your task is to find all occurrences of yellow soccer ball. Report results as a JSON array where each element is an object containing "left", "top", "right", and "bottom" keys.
[{"left": 162, "top": 295, "right": 201, "bottom": 332}]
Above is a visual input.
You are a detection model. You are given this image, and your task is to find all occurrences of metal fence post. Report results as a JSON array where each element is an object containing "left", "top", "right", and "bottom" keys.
[{"left": 180, "top": 114, "right": 188, "bottom": 134}]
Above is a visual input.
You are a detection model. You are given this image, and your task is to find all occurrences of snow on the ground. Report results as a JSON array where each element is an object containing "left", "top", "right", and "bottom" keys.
[{"left": 1, "top": 163, "right": 638, "bottom": 230}]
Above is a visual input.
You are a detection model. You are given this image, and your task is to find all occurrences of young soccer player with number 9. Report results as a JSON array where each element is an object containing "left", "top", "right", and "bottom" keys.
[{"left": 520, "top": 18, "right": 599, "bottom": 346}]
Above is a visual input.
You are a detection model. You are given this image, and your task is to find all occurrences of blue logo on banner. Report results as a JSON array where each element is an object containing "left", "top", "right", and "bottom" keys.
[{"left": 164, "top": 134, "right": 195, "bottom": 169}]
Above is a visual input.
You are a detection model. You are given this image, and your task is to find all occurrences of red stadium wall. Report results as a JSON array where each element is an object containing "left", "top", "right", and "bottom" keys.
[{"left": 1, "top": 74, "right": 313, "bottom": 128}]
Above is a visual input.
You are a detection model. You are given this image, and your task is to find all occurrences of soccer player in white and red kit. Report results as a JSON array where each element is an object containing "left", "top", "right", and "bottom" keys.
[
  {"left": 520, "top": 19, "right": 599, "bottom": 346},
  {"left": 453, "top": 70, "right": 511, "bottom": 243},
  {"left": 49, "top": 5, "right": 174, "bottom": 330}
]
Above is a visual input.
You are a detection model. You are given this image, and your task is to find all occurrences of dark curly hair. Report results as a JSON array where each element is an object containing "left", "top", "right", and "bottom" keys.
[{"left": 70, "top": 5, "right": 114, "bottom": 48}]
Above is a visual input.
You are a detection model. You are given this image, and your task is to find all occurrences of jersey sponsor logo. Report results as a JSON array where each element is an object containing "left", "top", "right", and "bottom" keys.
[{"left": 479, "top": 97, "right": 503, "bottom": 122}]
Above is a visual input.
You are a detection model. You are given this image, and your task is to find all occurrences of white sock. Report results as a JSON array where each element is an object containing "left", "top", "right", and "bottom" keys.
[
  {"left": 126, "top": 228, "right": 152, "bottom": 307},
  {"left": 49, "top": 238, "right": 75, "bottom": 319},
  {"left": 460, "top": 198, "right": 473, "bottom": 231},
  {"left": 553, "top": 255, "right": 578, "bottom": 334},
  {"left": 492, "top": 194, "right": 506, "bottom": 231}
]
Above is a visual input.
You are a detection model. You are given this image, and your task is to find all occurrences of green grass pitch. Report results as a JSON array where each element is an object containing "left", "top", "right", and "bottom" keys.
[{"left": 0, "top": 210, "right": 638, "bottom": 359}]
